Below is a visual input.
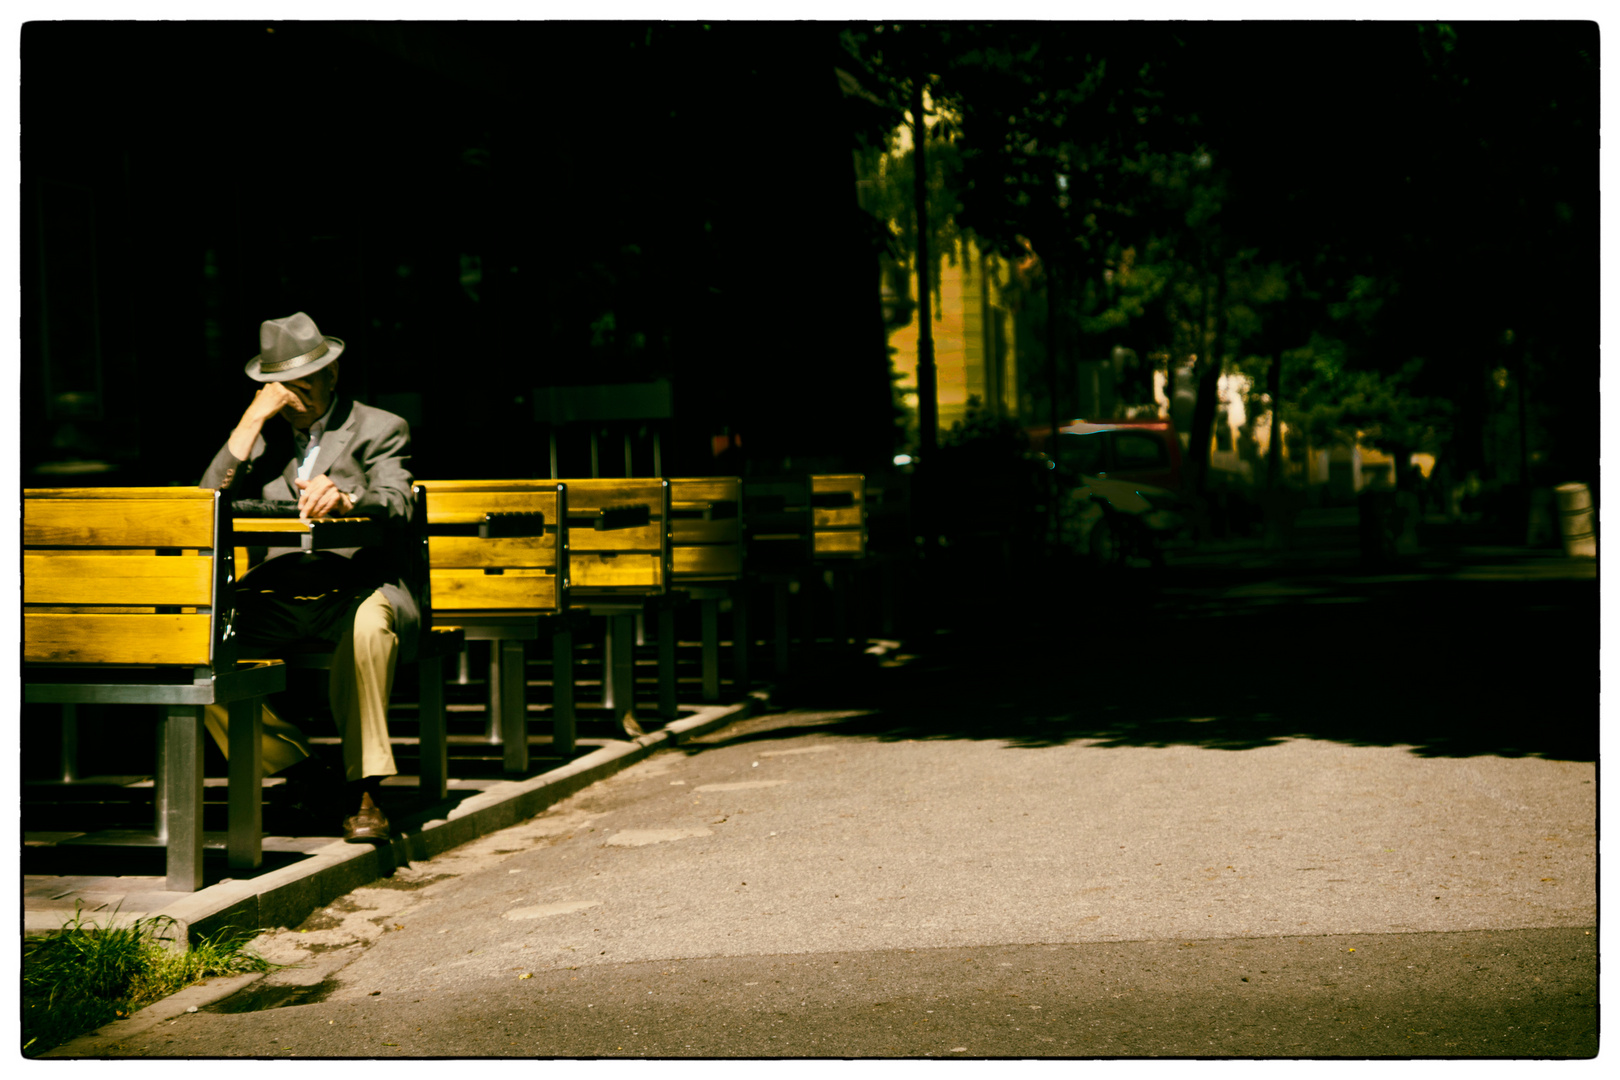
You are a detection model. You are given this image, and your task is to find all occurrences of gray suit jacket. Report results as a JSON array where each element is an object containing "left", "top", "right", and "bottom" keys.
[{"left": 201, "top": 395, "right": 423, "bottom": 662}]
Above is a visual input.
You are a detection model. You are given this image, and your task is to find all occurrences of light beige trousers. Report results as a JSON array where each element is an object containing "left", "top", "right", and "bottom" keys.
[{"left": 204, "top": 588, "right": 400, "bottom": 782}]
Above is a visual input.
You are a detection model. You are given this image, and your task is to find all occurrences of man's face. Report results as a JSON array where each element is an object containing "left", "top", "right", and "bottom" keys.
[{"left": 279, "top": 364, "right": 338, "bottom": 430}]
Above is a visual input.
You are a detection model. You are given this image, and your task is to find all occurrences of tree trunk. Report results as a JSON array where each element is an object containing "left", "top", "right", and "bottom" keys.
[
  {"left": 911, "top": 78, "right": 938, "bottom": 466},
  {"left": 1266, "top": 352, "right": 1283, "bottom": 491},
  {"left": 1046, "top": 258, "right": 1062, "bottom": 549},
  {"left": 911, "top": 77, "right": 938, "bottom": 567},
  {"left": 1186, "top": 263, "right": 1228, "bottom": 498}
]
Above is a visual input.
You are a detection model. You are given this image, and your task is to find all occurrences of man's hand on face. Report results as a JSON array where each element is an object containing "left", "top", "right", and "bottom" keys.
[
  {"left": 246, "top": 381, "right": 307, "bottom": 425},
  {"left": 295, "top": 474, "right": 355, "bottom": 520}
]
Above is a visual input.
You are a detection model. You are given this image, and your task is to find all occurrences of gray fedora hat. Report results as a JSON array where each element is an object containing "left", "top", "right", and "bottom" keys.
[{"left": 245, "top": 311, "right": 346, "bottom": 382}]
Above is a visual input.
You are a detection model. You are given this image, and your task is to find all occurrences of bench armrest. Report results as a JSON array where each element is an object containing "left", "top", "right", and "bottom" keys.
[{"left": 230, "top": 517, "right": 386, "bottom": 550}]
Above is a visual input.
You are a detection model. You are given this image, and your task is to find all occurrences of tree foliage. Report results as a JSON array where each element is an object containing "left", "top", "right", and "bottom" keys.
[{"left": 843, "top": 21, "right": 1596, "bottom": 494}]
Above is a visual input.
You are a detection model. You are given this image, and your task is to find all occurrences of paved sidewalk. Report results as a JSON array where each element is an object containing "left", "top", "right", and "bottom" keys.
[
  {"left": 24, "top": 527, "right": 1599, "bottom": 1058},
  {"left": 23, "top": 700, "right": 756, "bottom": 948}
]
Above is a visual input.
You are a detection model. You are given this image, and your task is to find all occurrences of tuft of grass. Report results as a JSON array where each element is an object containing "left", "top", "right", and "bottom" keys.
[{"left": 22, "top": 903, "right": 279, "bottom": 1057}]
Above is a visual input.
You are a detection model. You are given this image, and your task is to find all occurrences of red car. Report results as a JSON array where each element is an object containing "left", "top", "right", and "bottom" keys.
[
  {"left": 1056, "top": 418, "right": 1184, "bottom": 493},
  {"left": 1031, "top": 418, "right": 1188, "bottom": 567}
]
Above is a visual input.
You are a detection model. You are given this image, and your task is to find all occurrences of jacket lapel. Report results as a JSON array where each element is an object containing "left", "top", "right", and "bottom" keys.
[{"left": 311, "top": 396, "right": 358, "bottom": 481}]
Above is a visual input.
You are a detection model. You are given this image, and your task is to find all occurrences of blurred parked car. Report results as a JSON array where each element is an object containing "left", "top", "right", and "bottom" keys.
[
  {"left": 1057, "top": 418, "right": 1188, "bottom": 567},
  {"left": 1059, "top": 418, "right": 1183, "bottom": 492}
]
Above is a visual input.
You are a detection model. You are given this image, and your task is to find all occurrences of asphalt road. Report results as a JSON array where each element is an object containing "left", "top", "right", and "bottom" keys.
[{"left": 86, "top": 542, "right": 1600, "bottom": 1059}]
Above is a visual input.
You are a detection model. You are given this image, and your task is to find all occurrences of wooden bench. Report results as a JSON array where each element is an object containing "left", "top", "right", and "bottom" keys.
[
  {"left": 730, "top": 474, "right": 869, "bottom": 675},
  {"left": 418, "top": 479, "right": 573, "bottom": 774},
  {"left": 742, "top": 476, "right": 816, "bottom": 676},
  {"left": 227, "top": 486, "right": 464, "bottom": 803},
  {"left": 812, "top": 473, "right": 869, "bottom": 648},
  {"left": 23, "top": 487, "right": 287, "bottom": 892},
  {"left": 559, "top": 477, "right": 674, "bottom": 734},
  {"left": 812, "top": 474, "right": 868, "bottom": 559},
  {"left": 862, "top": 471, "right": 912, "bottom": 637},
  {"left": 669, "top": 476, "right": 745, "bottom": 700}
]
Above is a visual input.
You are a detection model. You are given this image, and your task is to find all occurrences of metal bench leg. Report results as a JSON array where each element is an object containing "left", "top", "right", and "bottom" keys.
[
  {"left": 732, "top": 589, "right": 750, "bottom": 692},
  {"left": 484, "top": 640, "right": 502, "bottom": 745},
  {"left": 880, "top": 561, "right": 897, "bottom": 637},
  {"left": 154, "top": 711, "right": 167, "bottom": 841},
  {"left": 657, "top": 600, "right": 678, "bottom": 719},
  {"left": 226, "top": 696, "right": 263, "bottom": 871},
  {"left": 606, "top": 613, "right": 636, "bottom": 726},
  {"left": 774, "top": 581, "right": 791, "bottom": 677},
  {"left": 801, "top": 573, "right": 818, "bottom": 672},
  {"left": 60, "top": 703, "right": 79, "bottom": 783},
  {"left": 418, "top": 653, "right": 449, "bottom": 802},
  {"left": 700, "top": 597, "right": 720, "bottom": 702},
  {"left": 162, "top": 705, "right": 206, "bottom": 893},
  {"left": 849, "top": 564, "right": 866, "bottom": 647},
  {"left": 493, "top": 640, "right": 528, "bottom": 774},
  {"left": 599, "top": 618, "right": 613, "bottom": 711},
  {"left": 551, "top": 624, "right": 575, "bottom": 757},
  {"left": 833, "top": 566, "right": 849, "bottom": 646}
]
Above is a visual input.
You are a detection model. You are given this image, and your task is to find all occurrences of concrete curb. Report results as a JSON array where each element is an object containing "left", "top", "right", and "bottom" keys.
[
  {"left": 33, "top": 696, "right": 759, "bottom": 1059},
  {"left": 170, "top": 698, "right": 756, "bottom": 945},
  {"left": 35, "top": 971, "right": 266, "bottom": 1058}
]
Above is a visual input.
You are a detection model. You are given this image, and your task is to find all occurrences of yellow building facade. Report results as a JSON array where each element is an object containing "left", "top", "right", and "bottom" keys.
[{"left": 887, "top": 235, "right": 1020, "bottom": 436}]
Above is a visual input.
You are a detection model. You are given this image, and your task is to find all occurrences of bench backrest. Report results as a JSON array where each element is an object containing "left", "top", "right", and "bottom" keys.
[
  {"left": 811, "top": 474, "right": 867, "bottom": 559},
  {"left": 556, "top": 478, "right": 671, "bottom": 598},
  {"left": 669, "top": 476, "right": 743, "bottom": 584},
  {"left": 741, "top": 476, "right": 814, "bottom": 576},
  {"left": 418, "top": 479, "right": 567, "bottom": 616},
  {"left": 863, "top": 471, "right": 912, "bottom": 556},
  {"left": 23, "top": 487, "right": 234, "bottom": 668}
]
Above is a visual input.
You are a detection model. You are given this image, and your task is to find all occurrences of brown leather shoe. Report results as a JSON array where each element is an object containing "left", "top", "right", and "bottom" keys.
[{"left": 342, "top": 792, "right": 391, "bottom": 843}]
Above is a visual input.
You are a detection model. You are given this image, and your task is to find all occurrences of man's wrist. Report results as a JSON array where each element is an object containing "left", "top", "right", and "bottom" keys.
[{"left": 226, "top": 417, "right": 265, "bottom": 462}]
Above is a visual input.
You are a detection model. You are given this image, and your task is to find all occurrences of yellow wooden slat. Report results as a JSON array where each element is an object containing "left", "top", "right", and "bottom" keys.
[
  {"left": 570, "top": 553, "right": 664, "bottom": 591},
  {"left": 669, "top": 477, "right": 742, "bottom": 503},
  {"left": 569, "top": 524, "right": 665, "bottom": 554},
  {"left": 25, "top": 487, "right": 221, "bottom": 500},
  {"left": 555, "top": 478, "right": 666, "bottom": 514},
  {"left": 429, "top": 534, "right": 558, "bottom": 570},
  {"left": 673, "top": 546, "right": 743, "bottom": 579},
  {"left": 672, "top": 519, "right": 741, "bottom": 545},
  {"left": 419, "top": 479, "right": 563, "bottom": 492},
  {"left": 29, "top": 606, "right": 161, "bottom": 614},
  {"left": 25, "top": 498, "right": 217, "bottom": 548},
  {"left": 421, "top": 489, "right": 560, "bottom": 523},
  {"left": 24, "top": 554, "right": 214, "bottom": 606},
  {"left": 813, "top": 507, "right": 865, "bottom": 529},
  {"left": 814, "top": 531, "right": 867, "bottom": 558},
  {"left": 227, "top": 518, "right": 313, "bottom": 534},
  {"left": 430, "top": 569, "right": 559, "bottom": 613},
  {"left": 811, "top": 474, "right": 865, "bottom": 495},
  {"left": 25, "top": 613, "right": 214, "bottom": 665}
]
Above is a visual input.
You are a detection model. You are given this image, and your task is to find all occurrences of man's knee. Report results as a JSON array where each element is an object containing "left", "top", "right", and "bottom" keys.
[{"left": 351, "top": 592, "right": 398, "bottom": 650}]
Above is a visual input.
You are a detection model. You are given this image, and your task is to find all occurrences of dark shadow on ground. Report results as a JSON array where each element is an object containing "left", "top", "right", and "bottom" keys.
[
  {"left": 21, "top": 843, "right": 314, "bottom": 885},
  {"left": 718, "top": 561, "right": 1598, "bottom": 763}
]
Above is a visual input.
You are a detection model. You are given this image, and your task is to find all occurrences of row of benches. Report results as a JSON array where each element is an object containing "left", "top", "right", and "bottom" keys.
[{"left": 22, "top": 474, "right": 876, "bottom": 891}]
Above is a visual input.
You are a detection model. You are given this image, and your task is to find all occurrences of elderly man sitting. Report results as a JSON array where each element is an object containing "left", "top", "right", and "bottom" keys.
[{"left": 201, "top": 311, "right": 420, "bottom": 842}]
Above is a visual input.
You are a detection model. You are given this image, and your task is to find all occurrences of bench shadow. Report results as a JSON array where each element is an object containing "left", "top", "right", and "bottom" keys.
[
  {"left": 21, "top": 843, "right": 314, "bottom": 887},
  {"left": 714, "top": 569, "right": 1598, "bottom": 763}
]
